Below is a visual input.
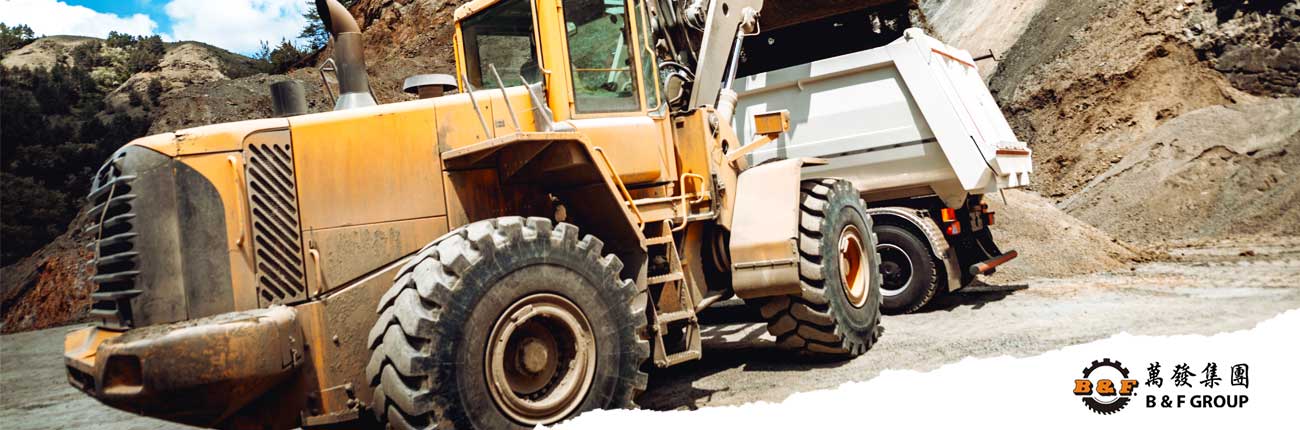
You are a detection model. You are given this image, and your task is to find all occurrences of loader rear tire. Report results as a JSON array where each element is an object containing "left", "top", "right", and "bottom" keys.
[
  {"left": 366, "top": 217, "right": 649, "bottom": 430},
  {"left": 758, "top": 179, "right": 882, "bottom": 357}
]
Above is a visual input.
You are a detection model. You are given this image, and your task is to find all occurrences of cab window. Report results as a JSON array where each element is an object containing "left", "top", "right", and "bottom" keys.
[
  {"left": 632, "top": 0, "right": 661, "bottom": 112},
  {"left": 562, "top": 0, "right": 640, "bottom": 113},
  {"left": 461, "top": 0, "right": 539, "bottom": 89}
]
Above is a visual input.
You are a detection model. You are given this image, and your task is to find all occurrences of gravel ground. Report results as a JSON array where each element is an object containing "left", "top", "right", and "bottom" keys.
[
  {"left": 2, "top": 240, "right": 1297, "bottom": 429},
  {"left": 639, "top": 238, "right": 1300, "bottom": 410}
]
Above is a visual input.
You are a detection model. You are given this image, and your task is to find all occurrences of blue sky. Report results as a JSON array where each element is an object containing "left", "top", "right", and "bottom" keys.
[
  {"left": 0, "top": 0, "right": 314, "bottom": 55},
  {"left": 64, "top": 1, "right": 174, "bottom": 35}
]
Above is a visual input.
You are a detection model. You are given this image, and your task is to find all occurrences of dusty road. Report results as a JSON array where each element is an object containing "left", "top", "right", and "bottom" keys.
[{"left": 3, "top": 240, "right": 1298, "bottom": 429}]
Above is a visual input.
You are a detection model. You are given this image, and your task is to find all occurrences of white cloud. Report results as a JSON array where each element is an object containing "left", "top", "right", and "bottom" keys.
[
  {"left": 0, "top": 0, "right": 159, "bottom": 38},
  {"left": 163, "top": 0, "right": 312, "bottom": 54}
]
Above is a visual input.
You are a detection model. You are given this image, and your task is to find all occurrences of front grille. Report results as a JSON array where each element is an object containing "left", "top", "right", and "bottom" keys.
[
  {"left": 85, "top": 153, "right": 141, "bottom": 329},
  {"left": 245, "top": 140, "right": 308, "bottom": 305}
]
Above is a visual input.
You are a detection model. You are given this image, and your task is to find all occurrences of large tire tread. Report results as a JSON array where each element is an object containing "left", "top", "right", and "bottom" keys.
[
  {"left": 876, "top": 224, "right": 941, "bottom": 315},
  {"left": 758, "top": 179, "right": 882, "bottom": 357},
  {"left": 366, "top": 217, "right": 649, "bottom": 430}
]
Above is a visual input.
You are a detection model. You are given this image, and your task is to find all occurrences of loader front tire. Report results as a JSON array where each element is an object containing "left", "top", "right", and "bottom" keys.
[
  {"left": 366, "top": 217, "right": 649, "bottom": 430},
  {"left": 759, "top": 179, "right": 882, "bottom": 357}
]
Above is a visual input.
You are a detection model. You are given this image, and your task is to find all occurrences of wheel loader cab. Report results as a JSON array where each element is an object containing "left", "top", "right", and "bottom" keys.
[{"left": 454, "top": 0, "right": 672, "bottom": 186}]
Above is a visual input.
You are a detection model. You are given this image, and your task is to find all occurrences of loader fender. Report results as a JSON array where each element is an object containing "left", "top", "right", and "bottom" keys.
[
  {"left": 441, "top": 131, "right": 648, "bottom": 279},
  {"left": 866, "top": 207, "right": 963, "bottom": 293},
  {"left": 728, "top": 157, "right": 828, "bottom": 299}
]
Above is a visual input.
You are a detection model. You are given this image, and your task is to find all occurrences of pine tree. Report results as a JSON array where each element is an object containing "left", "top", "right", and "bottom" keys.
[
  {"left": 300, "top": 0, "right": 359, "bottom": 50},
  {"left": 0, "top": 23, "right": 36, "bottom": 55}
]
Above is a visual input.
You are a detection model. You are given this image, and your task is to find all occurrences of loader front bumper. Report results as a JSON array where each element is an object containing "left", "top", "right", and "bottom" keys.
[{"left": 64, "top": 306, "right": 304, "bottom": 427}]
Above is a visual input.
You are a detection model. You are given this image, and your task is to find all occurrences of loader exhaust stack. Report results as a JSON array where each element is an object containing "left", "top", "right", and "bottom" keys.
[
  {"left": 269, "top": 80, "right": 308, "bottom": 117},
  {"left": 316, "top": 0, "right": 375, "bottom": 110}
]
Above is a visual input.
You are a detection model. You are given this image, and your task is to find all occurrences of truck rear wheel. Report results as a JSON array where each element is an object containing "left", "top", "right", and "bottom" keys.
[
  {"left": 758, "top": 179, "right": 882, "bottom": 357},
  {"left": 875, "top": 224, "right": 940, "bottom": 314},
  {"left": 366, "top": 217, "right": 649, "bottom": 430}
]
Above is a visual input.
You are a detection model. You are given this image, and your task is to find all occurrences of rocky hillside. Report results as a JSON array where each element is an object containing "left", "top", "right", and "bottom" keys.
[
  {"left": 0, "top": 1, "right": 461, "bottom": 332},
  {"left": 148, "top": 0, "right": 470, "bottom": 133},
  {"left": 1, "top": 35, "right": 99, "bottom": 69},
  {"left": 0, "top": 32, "right": 268, "bottom": 332},
  {"left": 977, "top": 0, "right": 1299, "bottom": 245}
]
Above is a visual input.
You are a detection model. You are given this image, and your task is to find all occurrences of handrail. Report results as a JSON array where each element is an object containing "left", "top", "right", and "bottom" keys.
[
  {"left": 463, "top": 82, "right": 493, "bottom": 138},
  {"left": 488, "top": 63, "right": 522, "bottom": 131},
  {"left": 673, "top": 173, "right": 707, "bottom": 232},
  {"left": 591, "top": 146, "right": 644, "bottom": 227},
  {"left": 573, "top": 68, "right": 633, "bottom": 73},
  {"left": 317, "top": 58, "right": 338, "bottom": 106},
  {"left": 308, "top": 248, "right": 327, "bottom": 293}
]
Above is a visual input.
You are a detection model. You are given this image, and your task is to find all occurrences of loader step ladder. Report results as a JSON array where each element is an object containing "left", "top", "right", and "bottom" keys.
[{"left": 646, "top": 221, "right": 702, "bottom": 367}]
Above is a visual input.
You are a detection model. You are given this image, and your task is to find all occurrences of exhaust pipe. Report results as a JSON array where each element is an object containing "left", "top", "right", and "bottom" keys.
[
  {"left": 270, "top": 80, "right": 308, "bottom": 117},
  {"left": 315, "top": 0, "right": 375, "bottom": 110}
]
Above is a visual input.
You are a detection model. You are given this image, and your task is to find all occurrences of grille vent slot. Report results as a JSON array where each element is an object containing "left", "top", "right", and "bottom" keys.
[
  {"left": 245, "top": 141, "right": 309, "bottom": 305},
  {"left": 85, "top": 154, "right": 140, "bottom": 328}
]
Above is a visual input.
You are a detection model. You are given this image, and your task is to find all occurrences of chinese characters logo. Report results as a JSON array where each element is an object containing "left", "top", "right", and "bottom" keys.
[{"left": 1144, "top": 361, "right": 1250, "bottom": 409}]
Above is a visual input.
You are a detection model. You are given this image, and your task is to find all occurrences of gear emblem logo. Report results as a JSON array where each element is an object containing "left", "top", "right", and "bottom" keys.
[{"left": 1073, "top": 358, "right": 1140, "bottom": 414}]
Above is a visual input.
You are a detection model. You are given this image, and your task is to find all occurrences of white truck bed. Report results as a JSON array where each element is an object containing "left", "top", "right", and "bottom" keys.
[{"left": 734, "top": 29, "right": 1032, "bottom": 208}]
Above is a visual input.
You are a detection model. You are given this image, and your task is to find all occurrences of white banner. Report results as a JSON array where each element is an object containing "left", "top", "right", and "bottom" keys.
[{"left": 559, "top": 309, "right": 1300, "bottom": 429}]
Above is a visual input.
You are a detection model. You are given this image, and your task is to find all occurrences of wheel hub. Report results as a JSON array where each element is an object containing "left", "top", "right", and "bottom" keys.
[
  {"left": 838, "top": 225, "right": 871, "bottom": 308},
  {"left": 486, "top": 293, "right": 596, "bottom": 425},
  {"left": 519, "top": 338, "right": 551, "bottom": 374},
  {"left": 876, "top": 243, "right": 913, "bottom": 297}
]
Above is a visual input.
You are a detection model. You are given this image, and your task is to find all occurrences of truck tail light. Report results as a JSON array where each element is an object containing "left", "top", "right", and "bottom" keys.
[
  {"left": 946, "top": 222, "right": 962, "bottom": 235},
  {"left": 986, "top": 211, "right": 995, "bottom": 226},
  {"left": 940, "top": 208, "right": 956, "bottom": 223}
]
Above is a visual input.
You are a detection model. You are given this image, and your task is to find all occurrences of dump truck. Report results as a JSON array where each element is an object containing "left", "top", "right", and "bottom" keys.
[
  {"left": 732, "top": 17, "right": 1032, "bottom": 314},
  {"left": 65, "top": 0, "right": 927, "bottom": 429}
]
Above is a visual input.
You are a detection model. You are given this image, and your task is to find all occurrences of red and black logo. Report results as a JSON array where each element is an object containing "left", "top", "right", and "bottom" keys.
[{"left": 1073, "top": 359, "right": 1139, "bottom": 414}]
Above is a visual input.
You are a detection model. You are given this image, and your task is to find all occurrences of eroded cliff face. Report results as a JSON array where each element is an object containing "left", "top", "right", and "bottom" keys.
[{"left": 1186, "top": 0, "right": 1300, "bottom": 98}]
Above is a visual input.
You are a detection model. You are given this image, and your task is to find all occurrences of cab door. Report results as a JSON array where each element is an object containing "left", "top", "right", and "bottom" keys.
[{"left": 546, "top": 0, "right": 673, "bottom": 186}]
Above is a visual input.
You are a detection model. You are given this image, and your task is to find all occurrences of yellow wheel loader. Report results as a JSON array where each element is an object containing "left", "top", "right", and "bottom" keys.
[{"left": 64, "top": 0, "right": 923, "bottom": 428}]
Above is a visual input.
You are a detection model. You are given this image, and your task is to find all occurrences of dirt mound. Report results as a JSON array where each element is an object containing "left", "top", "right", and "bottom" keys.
[
  {"left": 979, "top": 0, "right": 1300, "bottom": 246},
  {"left": 991, "top": 0, "right": 1260, "bottom": 200},
  {"left": 0, "top": 35, "right": 97, "bottom": 69},
  {"left": 1062, "top": 98, "right": 1300, "bottom": 243},
  {"left": 984, "top": 190, "right": 1139, "bottom": 283},
  {"left": 1011, "top": 42, "right": 1245, "bottom": 200},
  {"left": 989, "top": 0, "right": 1299, "bottom": 200}
]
